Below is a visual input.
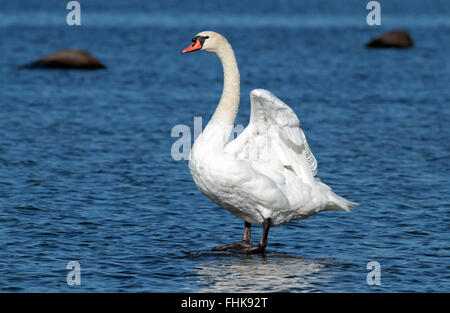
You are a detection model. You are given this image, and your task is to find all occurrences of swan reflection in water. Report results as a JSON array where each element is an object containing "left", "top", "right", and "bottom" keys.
[{"left": 191, "top": 253, "right": 333, "bottom": 292}]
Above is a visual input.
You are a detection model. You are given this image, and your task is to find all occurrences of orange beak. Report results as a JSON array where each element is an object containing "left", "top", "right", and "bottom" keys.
[{"left": 182, "top": 39, "right": 202, "bottom": 54}]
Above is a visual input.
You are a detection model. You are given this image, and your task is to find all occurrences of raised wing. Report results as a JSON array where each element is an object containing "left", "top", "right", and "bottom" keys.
[{"left": 225, "top": 89, "right": 318, "bottom": 182}]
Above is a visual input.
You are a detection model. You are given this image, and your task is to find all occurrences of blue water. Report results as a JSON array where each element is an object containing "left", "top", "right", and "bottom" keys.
[{"left": 0, "top": 0, "right": 449, "bottom": 292}]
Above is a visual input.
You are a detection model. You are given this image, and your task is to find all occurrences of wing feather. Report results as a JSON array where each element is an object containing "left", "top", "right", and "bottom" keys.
[{"left": 225, "top": 89, "right": 318, "bottom": 181}]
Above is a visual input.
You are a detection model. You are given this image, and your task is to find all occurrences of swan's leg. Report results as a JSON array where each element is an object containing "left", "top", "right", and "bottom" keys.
[
  {"left": 242, "top": 221, "right": 251, "bottom": 243},
  {"left": 244, "top": 218, "right": 271, "bottom": 254},
  {"left": 259, "top": 218, "right": 270, "bottom": 249},
  {"left": 212, "top": 221, "right": 253, "bottom": 251},
  {"left": 212, "top": 219, "right": 271, "bottom": 254}
]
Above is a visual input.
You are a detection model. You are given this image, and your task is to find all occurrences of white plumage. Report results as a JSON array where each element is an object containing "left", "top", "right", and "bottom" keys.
[
  {"left": 183, "top": 31, "right": 357, "bottom": 252},
  {"left": 190, "top": 88, "right": 357, "bottom": 226}
]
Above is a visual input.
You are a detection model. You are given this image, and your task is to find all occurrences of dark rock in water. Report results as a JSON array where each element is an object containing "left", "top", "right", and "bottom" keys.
[
  {"left": 366, "top": 30, "right": 414, "bottom": 48},
  {"left": 25, "top": 50, "right": 106, "bottom": 69}
]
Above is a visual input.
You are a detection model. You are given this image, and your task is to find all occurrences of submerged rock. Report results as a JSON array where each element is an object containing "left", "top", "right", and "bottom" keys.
[
  {"left": 25, "top": 50, "right": 106, "bottom": 69},
  {"left": 366, "top": 30, "right": 414, "bottom": 48}
]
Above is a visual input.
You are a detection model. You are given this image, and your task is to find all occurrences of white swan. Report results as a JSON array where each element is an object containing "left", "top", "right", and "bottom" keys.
[{"left": 182, "top": 31, "right": 358, "bottom": 253}]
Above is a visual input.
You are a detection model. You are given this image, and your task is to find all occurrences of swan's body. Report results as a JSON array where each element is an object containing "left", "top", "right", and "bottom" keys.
[{"left": 182, "top": 31, "right": 357, "bottom": 253}]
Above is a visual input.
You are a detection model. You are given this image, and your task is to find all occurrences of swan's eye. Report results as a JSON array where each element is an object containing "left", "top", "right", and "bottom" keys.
[{"left": 192, "top": 36, "right": 210, "bottom": 46}]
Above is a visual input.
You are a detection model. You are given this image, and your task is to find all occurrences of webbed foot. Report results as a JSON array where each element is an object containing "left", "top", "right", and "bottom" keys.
[
  {"left": 212, "top": 240, "right": 265, "bottom": 254},
  {"left": 211, "top": 219, "right": 271, "bottom": 254}
]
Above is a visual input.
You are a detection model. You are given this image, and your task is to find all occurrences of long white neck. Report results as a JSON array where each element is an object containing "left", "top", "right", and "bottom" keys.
[{"left": 209, "top": 41, "right": 240, "bottom": 127}]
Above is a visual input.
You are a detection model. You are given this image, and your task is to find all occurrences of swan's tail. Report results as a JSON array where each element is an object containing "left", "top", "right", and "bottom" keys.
[
  {"left": 327, "top": 191, "right": 359, "bottom": 212},
  {"left": 316, "top": 179, "right": 359, "bottom": 212}
]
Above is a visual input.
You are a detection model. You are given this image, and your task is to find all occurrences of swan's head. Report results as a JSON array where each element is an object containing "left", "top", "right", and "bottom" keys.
[{"left": 181, "top": 31, "right": 227, "bottom": 54}]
